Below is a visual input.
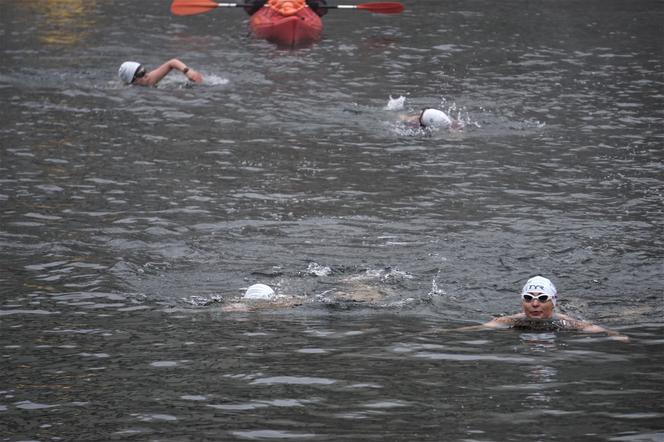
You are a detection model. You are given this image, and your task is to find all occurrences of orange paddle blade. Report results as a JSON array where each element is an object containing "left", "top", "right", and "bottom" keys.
[
  {"left": 356, "top": 2, "right": 404, "bottom": 14},
  {"left": 171, "top": 0, "right": 221, "bottom": 16}
]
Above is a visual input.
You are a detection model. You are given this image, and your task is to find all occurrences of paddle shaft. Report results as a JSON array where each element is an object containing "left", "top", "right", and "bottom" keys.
[
  {"left": 327, "top": 3, "right": 404, "bottom": 13},
  {"left": 210, "top": 2, "right": 402, "bottom": 8}
]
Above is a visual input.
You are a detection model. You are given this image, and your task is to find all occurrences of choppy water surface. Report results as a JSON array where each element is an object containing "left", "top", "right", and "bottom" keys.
[{"left": 1, "top": 0, "right": 663, "bottom": 440}]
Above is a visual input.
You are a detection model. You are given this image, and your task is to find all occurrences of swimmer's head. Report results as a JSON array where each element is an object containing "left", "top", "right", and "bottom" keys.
[
  {"left": 243, "top": 283, "right": 276, "bottom": 300},
  {"left": 118, "top": 61, "right": 143, "bottom": 84},
  {"left": 521, "top": 276, "right": 557, "bottom": 306},
  {"left": 419, "top": 108, "right": 452, "bottom": 128}
]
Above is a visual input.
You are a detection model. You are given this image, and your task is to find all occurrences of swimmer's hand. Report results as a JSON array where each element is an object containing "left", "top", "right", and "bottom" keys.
[
  {"left": 607, "top": 331, "right": 630, "bottom": 342},
  {"left": 581, "top": 323, "right": 630, "bottom": 342},
  {"left": 610, "top": 335, "right": 630, "bottom": 342},
  {"left": 451, "top": 119, "right": 465, "bottom": 130},
  {"left": 185, "top": 69, "right": 203, "bottom": 83}
]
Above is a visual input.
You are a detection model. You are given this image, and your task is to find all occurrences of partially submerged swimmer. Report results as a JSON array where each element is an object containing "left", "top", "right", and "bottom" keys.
[
  {"left": 221, "top": 282, "right": 390, "bottom": 312},
  {"left": 402, "top": 108, "right": 464, "bottom": 130},
  {"left": 460, "top": 276, "right": 628, "bottom": 341},
  {"left": 118, "top": 58, "right": 203, "bottom": 87}
]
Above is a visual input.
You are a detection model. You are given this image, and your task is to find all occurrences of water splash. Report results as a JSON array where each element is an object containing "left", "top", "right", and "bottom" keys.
[
  {"left": 342, "top": 267, "right": 413, "bottom": 284},
  {"left": 182, "top": 294, "right": 224, "bottom": 306},
  {"left": 386, "top": 95, "right": 479, "bottom": 134},
  {"left": 385, "top": 95, "right": 406, "bottom": 111},
  {"left": 204, "top": 74, "right": 230, "bottom": 86},
  {"left": 306, "top": 262, "right": 332, "bottom": 277},
  {"left": 428, "top": 275, "right": 446, "bottom": 298}
]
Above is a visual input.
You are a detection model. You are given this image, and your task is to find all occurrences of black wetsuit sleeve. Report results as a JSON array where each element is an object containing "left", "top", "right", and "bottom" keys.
[
  {"left": 244, "top": 0, "right": 267, "bottom": 15},
  {"left": 306, "top": 0, "right": 328, "bottom": 16}
]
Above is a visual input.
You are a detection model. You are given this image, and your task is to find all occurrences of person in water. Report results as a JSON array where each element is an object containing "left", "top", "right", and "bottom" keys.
[
  {"left": 402, "top": 108, "right": 464, "bottom": 130},
  {"left": 461, "top": 276, "right": 628, "bottom": 340},
  {"left": 243, "top": 0, "right": 328, "bottom": 16},
  {"left": 118, "top": 59, "right": 203, "bottom": 87},
  {"left": 221, "top": 281, "right": 392, "bottom": 312}
]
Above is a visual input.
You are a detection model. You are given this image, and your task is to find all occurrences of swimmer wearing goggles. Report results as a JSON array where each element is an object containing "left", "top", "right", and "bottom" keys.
[
  {"left": 118, "top": 58, "right": 202, "bottom": 87},
  {"left": 456, "top": 276, "right": 628, "bottom": 341}
]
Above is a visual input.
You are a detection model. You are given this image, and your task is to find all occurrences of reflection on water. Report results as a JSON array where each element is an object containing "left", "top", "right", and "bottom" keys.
[
  {"left": 519, "top": 334, "right": 559, "bottom": 404},
  {"left": 1, "top": 303, "right": 663, "bottom": 440},
  {"left": 19, "top": 0, "right": 98, "bottom": 46}
]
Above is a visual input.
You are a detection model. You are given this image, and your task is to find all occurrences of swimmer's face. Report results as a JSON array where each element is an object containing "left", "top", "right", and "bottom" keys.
[{"left": 522, "top": 292, "right": 555, "bottom": 319}]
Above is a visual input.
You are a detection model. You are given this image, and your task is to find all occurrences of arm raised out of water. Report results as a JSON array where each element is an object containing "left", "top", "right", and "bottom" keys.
[{"left": 118, "top": 58, "right": 203, "bottom": 87}]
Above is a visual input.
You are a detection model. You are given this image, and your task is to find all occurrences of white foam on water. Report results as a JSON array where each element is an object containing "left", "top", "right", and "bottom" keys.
[
  {"left": 306, "top": 262, "right": 332, "bottom": 277},
  {"left": 204, "top": 74, "right": 230, "bottom": 86},
  {"left": 385, "top": 95, "right": 406, "bottom": 110}
]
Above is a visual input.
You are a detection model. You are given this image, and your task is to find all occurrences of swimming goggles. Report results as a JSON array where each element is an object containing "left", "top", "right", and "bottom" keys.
[
  {"left": 133, "top": 66, "right": 146, "bottom": 82},
  {"left": 521, "top": 293, "right": 553, "bottom": 303}
]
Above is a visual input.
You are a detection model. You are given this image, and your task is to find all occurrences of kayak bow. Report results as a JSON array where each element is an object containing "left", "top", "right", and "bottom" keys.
[{"left": 250, "top": 0, "right": 323, "bottom": 48}]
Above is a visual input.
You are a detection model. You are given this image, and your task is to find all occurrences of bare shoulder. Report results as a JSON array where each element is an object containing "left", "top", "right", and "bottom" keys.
[{"left": 554, "top": 313, "right": 597, "bottom": 329}]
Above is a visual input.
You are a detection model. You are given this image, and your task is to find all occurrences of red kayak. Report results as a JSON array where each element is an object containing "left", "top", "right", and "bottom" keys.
[
  {"left": 171, "top": 0, "right": 404, "bottom": 48},
  {"left": 250, "top": 0, "right": 323, "bottom": 48}
]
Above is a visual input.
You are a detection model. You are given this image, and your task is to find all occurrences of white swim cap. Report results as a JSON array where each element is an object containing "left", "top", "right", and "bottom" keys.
[
  {"left": 243, "top": 283, "right": 276, "bottom": 300},
  {"left": 521, "top": 276, "right": 557, "bottom": 305},
  {"left": 419, "top": 108, "right": 452, "bottom": 128},
  {"left": 118, "top": 61, "right": 141, "bottom": 84}
]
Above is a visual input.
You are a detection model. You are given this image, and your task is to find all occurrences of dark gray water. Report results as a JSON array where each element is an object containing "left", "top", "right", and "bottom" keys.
[{"left": 1, "top": 0, "right": 663, "bottom": 440}]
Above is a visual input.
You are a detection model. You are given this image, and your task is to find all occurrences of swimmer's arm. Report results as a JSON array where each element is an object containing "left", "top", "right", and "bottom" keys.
[
  {"left": 582, "top": 324, "right": 630, "bottom": 342},
  {"left": 138, "top": 59, "right": 203, "bottom": 86},
  {"left": 556, "top": 313, "right": 630, "bottom": 342},
  {"left": 399, "top": 114, "right": 420, "bottom": 124},
  {"left": 221, "top": 297, "right": 304, "bottom": 313},
  {"left": 221, "top": 302, "right": 251, "bottom": 312},
  {"left": 456, "top": 314, "right": 521, "bottom": 331}
]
